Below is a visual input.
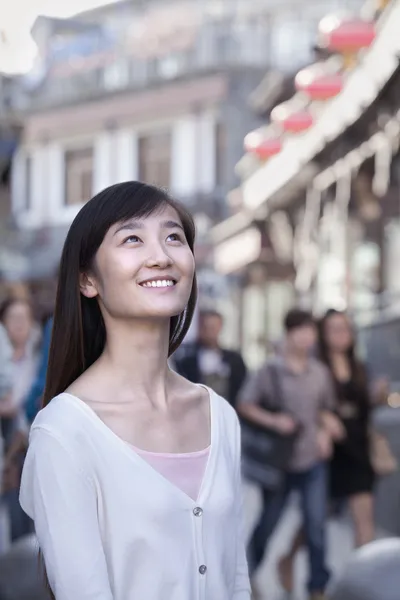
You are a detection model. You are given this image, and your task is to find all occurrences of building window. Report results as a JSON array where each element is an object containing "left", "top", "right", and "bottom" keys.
[
  {"left": 103, "top": 60, "right": 130, "bottom": 91},
  {"left": 64, "top": 147, "right": 93, "bottom": 205},
  {"left": 138, "top": 131, "right": 171, "bottom": 189}
]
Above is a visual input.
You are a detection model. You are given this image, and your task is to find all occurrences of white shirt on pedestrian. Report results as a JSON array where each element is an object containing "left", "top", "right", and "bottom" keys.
[{"left": 19, "top": 387, "right": 250, "bottom": 600}]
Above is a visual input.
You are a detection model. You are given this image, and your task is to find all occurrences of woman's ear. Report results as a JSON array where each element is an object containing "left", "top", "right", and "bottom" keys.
[{"left": 79, "top": 272, "right": 99, "bottom": 298}]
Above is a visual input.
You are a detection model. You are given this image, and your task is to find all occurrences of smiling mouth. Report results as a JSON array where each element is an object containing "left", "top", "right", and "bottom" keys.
[{"left": 139, "top": 279, "right": 177, "bottom": 288}]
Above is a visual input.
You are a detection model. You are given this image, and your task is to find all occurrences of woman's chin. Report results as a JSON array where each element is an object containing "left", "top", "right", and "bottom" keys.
[{"left": 137, "top": 303, "right": 187, "bottom": 320}]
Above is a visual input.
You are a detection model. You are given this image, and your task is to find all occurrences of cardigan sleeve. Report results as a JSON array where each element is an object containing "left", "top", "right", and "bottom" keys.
[
  {"left": 19, "top": 428, "right": 114, "bottom": 600},
  {"left": 233, "top": 413, "right": 251, "bottom": 599}
]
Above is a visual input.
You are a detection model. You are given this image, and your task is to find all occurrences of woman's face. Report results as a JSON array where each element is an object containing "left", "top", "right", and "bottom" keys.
[
  {"left": 3, "top": 301, "right": 33, "bottom": 349},
  {"left": 81, "top": 205, "right": 195, "bottom": 321},
  {"left": 324, "top": 313, "right": 353, "bottom": 353}
]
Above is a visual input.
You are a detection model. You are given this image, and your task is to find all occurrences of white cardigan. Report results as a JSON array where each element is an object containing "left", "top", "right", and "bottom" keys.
[{"left": 20, "top": 388, "right": 250, "bottom": 600}]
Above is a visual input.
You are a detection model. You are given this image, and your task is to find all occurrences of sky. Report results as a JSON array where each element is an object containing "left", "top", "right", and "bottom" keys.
[{"left": 0, "top": 0, "right": 121, "bottom": 74}]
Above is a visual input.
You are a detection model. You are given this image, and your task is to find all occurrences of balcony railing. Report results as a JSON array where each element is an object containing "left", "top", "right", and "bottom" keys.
[{"left": 18, "top": 18, "right": 317, "bottom": 111}]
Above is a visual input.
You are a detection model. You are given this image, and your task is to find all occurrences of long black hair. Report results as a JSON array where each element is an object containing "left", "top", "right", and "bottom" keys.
[
  {"left": 43, "top": 181, "right": 197, "bottom": 408},
  {"left": 318, "top": 308, "right": 367, "bottom": 388}
]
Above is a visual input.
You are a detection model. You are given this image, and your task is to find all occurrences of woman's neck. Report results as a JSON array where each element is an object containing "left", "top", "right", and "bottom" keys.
[
  {"left": 329, "top": 351, "right": 351, "bottom": 380},
  {"left": 284, "top": 344, "right": 309, "bottom": 373},
  {"left": 95, "top": 317, "right": 173, "bottom": 408}
]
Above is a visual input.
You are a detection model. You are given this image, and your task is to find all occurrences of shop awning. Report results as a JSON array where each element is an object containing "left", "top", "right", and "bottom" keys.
[
  {"left": 213, "top": 226, "right": 262, "bottom": 275},
  {"left": 211, "top": 162, "right": 317, "bottom": 245}
]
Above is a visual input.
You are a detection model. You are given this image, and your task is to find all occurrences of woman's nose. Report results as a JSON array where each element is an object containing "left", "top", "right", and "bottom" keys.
[{"left": 145, "top": 246, "right": 173, "bottom": 269}]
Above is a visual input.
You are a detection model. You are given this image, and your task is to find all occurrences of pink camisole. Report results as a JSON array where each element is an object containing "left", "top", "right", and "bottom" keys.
[{"left": 130, "top": 445, "right": 210, "bottom": 501}]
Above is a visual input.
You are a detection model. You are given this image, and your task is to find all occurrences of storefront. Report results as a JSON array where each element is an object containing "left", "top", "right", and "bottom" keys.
[{"left": 212, "top": 0, "right": 400, "bottom": 361}]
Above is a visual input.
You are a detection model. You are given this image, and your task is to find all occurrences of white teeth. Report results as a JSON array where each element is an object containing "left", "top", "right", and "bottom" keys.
[{"left": 141, "top": 280, "right": 175, "bottom": 288}]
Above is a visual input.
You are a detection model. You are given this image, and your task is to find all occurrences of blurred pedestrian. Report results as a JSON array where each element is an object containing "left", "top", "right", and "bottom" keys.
[
  {"left": 19, "top": 182, "right": 250, "bottom": 600},
  {"left": 278, "top": 309, "right": 380, "bottom": 592},
  {"left": 175, "top": 309, "right": 247, "bottom": 409},
  {"left": 0, "top": 324, "right": 13, "bottom": 553},
  {"left": 0, "top": 323, "right": 12, "bottom": 408},
  {"left": 0, "top": 323, "right": 12, "bottom": 380},
  {"left": 319, "top": 310, "right": 376, "bottom": 542},
  {"left": 238, "top": 309, "right": 343, "bottom": 600},
  {"left": 0, "top": 298, "right": 38, "bottom": 543},
  {"left": 25, "top": 270, "right": 58, "bottom": 423},
  {"left": 24, "top": 317, "right": 52, "bottom": 424}
]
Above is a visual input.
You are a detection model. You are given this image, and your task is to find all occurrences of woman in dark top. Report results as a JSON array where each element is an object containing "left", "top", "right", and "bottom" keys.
[
  {"left": 277, "top": 309, "right": 376, "bottom": 593},
  {"left": 319, "top": 309, "right": 374, "bottom": 543}
]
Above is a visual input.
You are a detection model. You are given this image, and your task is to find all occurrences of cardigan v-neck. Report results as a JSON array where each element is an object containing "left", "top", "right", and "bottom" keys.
[
  {"left": 19, "top": 388, "right": 250, "bottom": 600},
  {"left": 60, "top": 387, "right": 217, "bottom": 506}
]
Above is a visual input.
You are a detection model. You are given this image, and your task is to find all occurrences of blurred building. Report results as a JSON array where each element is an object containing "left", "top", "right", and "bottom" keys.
[
  {"left": 212, "top": 0, "right": 400, "bottom": 368},
  {"left": 7, "top": 0, "right": 351, "bottom": 294}
]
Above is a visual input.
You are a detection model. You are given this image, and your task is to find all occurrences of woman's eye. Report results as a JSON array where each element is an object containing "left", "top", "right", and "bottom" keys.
[
  {"left": 123, "top": 235, "right": 141, "bottom": 244},
  {"left": 167, "top": 233, "right": 182, "bottom": 242}
]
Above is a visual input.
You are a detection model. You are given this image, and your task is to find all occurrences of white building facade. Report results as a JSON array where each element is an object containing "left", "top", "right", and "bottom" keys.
[{"left": 12, "top": 106, "right": 219, "bottom": 231}]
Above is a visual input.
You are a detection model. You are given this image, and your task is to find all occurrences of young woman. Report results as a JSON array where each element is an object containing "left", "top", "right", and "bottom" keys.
[
  {"left": 319, "top": 309, "right": 375, "bottom": 544},
  {"left": 0, "top": 298, "right": 38, "bottom": 543},
  {"left": 19, "top": 182, "right": 250, "bottom": 600},
  {"left": 278, "top": 309, "right": 376, "bottom": 593}
]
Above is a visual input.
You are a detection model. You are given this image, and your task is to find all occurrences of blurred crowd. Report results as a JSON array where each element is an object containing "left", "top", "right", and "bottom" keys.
[
  {"left": 174, "top": 307, "right": 396, "bottom": 599},
  {"left": 0, "top": 283, "right": 53, "bottom": 553},
  {"left": 0, "top": 281, "right": 397, "bottom": 599}
]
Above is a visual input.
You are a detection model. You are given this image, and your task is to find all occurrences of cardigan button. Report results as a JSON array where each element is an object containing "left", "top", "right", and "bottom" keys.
[
  {"left": 193, "top": 507, "right": 203, "bottom": 517},
  {"left": 199, "top": 565, "right": 207, "bottom": 575}
]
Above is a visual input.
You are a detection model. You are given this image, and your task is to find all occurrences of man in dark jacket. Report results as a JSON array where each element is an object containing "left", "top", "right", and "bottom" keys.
[{"left": 175, "top": 310, "right": 247, "bottom": 409}]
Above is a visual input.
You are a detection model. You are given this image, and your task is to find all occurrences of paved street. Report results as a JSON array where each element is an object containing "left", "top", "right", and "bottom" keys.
[{"left": 243, "top": 482, "right": 387, "bottom": 600}]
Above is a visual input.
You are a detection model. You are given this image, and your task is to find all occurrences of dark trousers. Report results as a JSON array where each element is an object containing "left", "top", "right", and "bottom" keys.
[{"left": 248, "top": 462, "right": 330, "bottom": 593}]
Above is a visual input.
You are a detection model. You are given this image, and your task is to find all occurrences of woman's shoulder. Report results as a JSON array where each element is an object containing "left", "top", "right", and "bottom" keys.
[
  {"left": 206, "top": 385, "right": 240, "bottom": 432},
  {"left": 30, "top": 392, "right": 89, "bottom": 443},
  {"left": 174, "top": 373, "right": 239, "bottom": 431}
]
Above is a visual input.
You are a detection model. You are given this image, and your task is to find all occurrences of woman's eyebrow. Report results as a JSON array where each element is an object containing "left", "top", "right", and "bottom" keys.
[
  {"left": 113, "top": 221, "right": 143, "bottom": 236},
  {"left": 114, "top": 219, "right": 184, "bottom": 236},
  {"left": 160, "top": 220, "right": 184, "bottom": 231}
]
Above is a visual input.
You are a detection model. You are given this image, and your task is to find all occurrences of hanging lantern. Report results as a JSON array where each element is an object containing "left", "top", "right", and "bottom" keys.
[
  {"left": 322, "top": 18, "right": 376, "bottom": 53},
  {"left": 295, "top": 65, "right": 343, "bottom": 100},
  {"left": 244, "top": 130, "right": 282, "bottom": 160},
  {"left": 271, "top": 103, "right": 314, "bottom": 133},
  {"left": 318, "top": 15, "right": 376, "bottom": 68}
]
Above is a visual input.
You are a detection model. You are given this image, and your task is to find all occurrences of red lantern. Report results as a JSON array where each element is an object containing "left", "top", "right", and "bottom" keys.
[
  {"left": 295, "top": 65, "right": 343, "bottom": 100},
  {"left": 271, "top": 104, "right": 314, "bottom": 133},
  {"left": 323, "top": 19, "right": 376, "bottom": 53},
  {"left": 244, "top": 131, "right": 282, "bottom": 160}
]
